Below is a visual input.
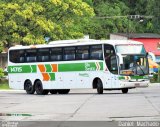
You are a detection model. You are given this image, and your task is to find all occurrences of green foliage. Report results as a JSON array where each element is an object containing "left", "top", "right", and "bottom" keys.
[
  {"left": 151, "top": 68, "right": 160, "bottom": 83},
  {"left": 0, "top": 79, "right": 9, "bottom": 89},
  {"left": 147, "top": 0, "right": 160, "bottom": 34},
  {"left": 0, "top": 68, "right": 4, "bottom": 78},
  {"left": 0, "top": 43, "right": 4, "bottom": 53},
  {"left": 89, "top": 0, "right": 160, "bottom": 39},
  {"left": 123, "top": 0, "right": 160, "bottom": 34},
  {"left": 0, "top": 84, "right": 10, "bottom": 89},
  {"left": 153, "top": 73, "right": 158, "bottom": 81},
  {"left": 0, "top": 0, "right": 159, "bottom": 47},
  {"left": 89, "top": 0, "right": 130, "bottom": 39},
  {"left": 0, "top": 0, "right": 94, "bottom": 47}
]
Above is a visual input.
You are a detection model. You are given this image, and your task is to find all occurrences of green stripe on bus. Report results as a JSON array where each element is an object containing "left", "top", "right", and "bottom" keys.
[
  {"left": 45, "top": 64, "right": 52, "bottom": 72},
  {"left": 31, "top": 65, "right": 36, "bottom": 72},
  {"left": 8, "top": 65, "right": 37, "bottom": 73},
  {"left": 58, "top": 62, "right": 103, "bottom": 72},
  {"left": 119, "top": 75, "right": 148, "bottom": 80},
  {"left": 58, "top": 63, "right": 85, "bottom": 72},
  {"left": 49, "top": 73, "right": 55, "bottom": 81},
  {"left": 8, "top": 62, "right": 103, "bottom": 73},
  {"left": 99, "top": 62, "right": 103, "bottom": 70}
]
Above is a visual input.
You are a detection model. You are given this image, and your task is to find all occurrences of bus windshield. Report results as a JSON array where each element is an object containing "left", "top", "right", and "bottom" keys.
[
  {"left": 119, "top": 55, "right": 149, "bottom": 76},
  {"left": 116, "top": 44, "right": 146, "bottom": 54}
]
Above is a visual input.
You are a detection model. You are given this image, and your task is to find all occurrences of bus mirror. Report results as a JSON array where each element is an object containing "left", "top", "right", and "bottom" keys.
[
  {"left": 146, "top": 52, "right": 148, "bottom": 56},
  {"left": 117, "top": 53, "right": 123, "bottom": 65},
  {"left": 148, "top": 52, "right": 156, "bottom": 62}
]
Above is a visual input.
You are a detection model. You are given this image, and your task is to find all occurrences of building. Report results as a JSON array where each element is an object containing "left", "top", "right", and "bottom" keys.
[{"left": 110, "top": 33, "right": 160, "bottom": 63}]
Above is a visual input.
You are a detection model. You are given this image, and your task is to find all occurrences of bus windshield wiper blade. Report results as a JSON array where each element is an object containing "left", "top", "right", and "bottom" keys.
[{"left": 135, "top": 63, "right": 145, "bottom": 75}]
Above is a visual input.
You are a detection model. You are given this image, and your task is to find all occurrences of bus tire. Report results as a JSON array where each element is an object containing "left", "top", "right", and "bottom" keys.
[
  {"left": 43, "top": 90, "right": 49, "bottom": 95},
  {"left": 57, "top": 89, "right": 70, "bottom": 94},
  {"left": 24, "top": 80, "right": 35, "bottom": 94},
  {"left": 35, "top": 80, "right": 48, "bottom": 95},
  {"left": 50, "top": 90, "right": 58, "bottom": 94},
  {"left": 97, "top": 79, "right": 103, "bottom": 94},
  {"left": 122, "top": 88, "right": 128, "bottom": 94}
]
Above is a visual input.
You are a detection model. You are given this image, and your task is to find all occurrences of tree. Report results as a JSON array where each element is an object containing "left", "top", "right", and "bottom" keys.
[
  {"left": 148, "top": 0, "right": 160, "bottom": 34},
  {"left": 0, "top": 42, "right": 3, "bottom": 53},
  {"left": 123, "top": 0, "right": 160, "bottom": 34},
  {"left": 0, "top": 0, "right": 94, "bottom": 47},
  {"left": 89, "top": 0, "right": 130, "bottom": 39},
  {"left": 0, "top": 68, "right": 4, "bottom": 78}
]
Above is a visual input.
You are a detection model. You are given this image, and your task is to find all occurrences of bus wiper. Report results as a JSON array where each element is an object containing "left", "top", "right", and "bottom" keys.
[
  {"left": 132, "top": 62, "right": 145, "bottom": 75},
  {"left": 137, "top": 65, "right": 145, "bottom": 75}
]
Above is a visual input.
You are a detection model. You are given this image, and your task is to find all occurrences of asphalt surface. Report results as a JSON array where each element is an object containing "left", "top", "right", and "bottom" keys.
[{"left": 0, "top": 84, "right": 160, "bottom": 122}]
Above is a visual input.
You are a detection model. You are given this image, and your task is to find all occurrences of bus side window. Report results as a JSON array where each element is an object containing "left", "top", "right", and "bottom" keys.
[
  {"left": 9, "top": 50, "right": 25, "bottom": 63},
  {"left": 76, "top": 46, "right": 89, "bottom": 60},
  {"left": 26, "top": 49, "right": 37, "bottom": 62},
  {"left": 51, "top": 47, "right": 62, "bottom": 61},
  {"left": 37, "top": 48, "right": 50, "bottom": 62},
  {"left": 19, "top": 50, "right": 25, "bottom": 63},
  {"left": 63, "top": 47, "right": 75, "bottom": 61},
  {"left": 9, "top": 50, "right": 20, "bottom": 63},
  {"left": 90, "top": 45, "right": 103, "bottom": 60}
]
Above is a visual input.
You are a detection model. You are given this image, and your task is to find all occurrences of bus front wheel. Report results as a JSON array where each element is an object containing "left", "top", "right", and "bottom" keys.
[
  {"left": 35, "top": 80, "right": 49, "bottom": 95},
  {"left": 24, "top": 80, "right": 35, "bottom": 94},
  {"left": 97, "top": 79, "right": 103, "bottom": 94},
  {"left": 122, "top": 88, "right": 128, "bottom": 94}
]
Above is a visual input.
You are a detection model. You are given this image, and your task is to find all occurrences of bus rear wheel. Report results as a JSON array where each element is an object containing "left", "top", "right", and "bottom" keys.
[
  {"left": 122, "top": 88, "right": 128, "bottom": 94},
  {"left": 24, "top": 80, "right": 35, "bottom": 94},
  {"left": 57, "top": 89, "right": 70, "bottom": 94},
  {"left": 97, "top": 79, "right": 103, "bottom": 94},
  {"left": 35, "top": 80, "right": 49, "bottom": 95}
]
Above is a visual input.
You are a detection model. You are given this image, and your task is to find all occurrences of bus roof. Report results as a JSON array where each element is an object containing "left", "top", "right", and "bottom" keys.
[
  {"left": 100, "top": 40, "right": 143, "bottom": 46},
  {"left": 9, "top": 39, "right": 143, "bottom": 50}
]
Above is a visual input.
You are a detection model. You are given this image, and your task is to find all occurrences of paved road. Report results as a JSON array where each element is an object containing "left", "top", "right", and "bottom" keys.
[{"left": 0, "top": 84, "right": 160, "bottom": 121}]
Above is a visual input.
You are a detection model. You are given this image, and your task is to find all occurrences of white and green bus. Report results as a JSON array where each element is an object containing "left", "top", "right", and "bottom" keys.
[{"left": 8, "top": 39, "right": 150, "bottom": 95}]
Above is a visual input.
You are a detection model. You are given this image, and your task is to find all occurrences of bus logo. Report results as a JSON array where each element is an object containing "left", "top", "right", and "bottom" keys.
[{"left": 85, "top": 63, "right": 95, "bottom": 71}]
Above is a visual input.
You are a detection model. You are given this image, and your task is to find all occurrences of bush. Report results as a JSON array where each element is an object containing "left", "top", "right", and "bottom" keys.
[
  {"left": 157, "top": 67, "right": 160, "bottom": 82},
  {"left": 153, "top": 73, "right": 158, "bottom": 81},
  {"left": 0, "top": 68, "right": 4, "bottom": 78},
  {"left": 0, "top": 79, "right": 9, "bottom": 89}
]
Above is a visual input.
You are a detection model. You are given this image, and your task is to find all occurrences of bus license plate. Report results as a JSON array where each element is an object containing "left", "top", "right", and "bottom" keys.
[{"left": 135, "top": 83, "right": 140, "bottom": 87}]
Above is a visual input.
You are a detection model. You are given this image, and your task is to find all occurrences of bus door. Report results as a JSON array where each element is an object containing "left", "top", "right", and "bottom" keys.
[
  {"left": 109, "top": 55, "right": 119, "bottom": 88},
  {"left": 104, "top": 45, "right": 119, "bottom": 88}
]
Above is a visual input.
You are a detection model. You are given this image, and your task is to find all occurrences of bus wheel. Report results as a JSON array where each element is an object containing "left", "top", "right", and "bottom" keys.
[
  {"left": 57, "top": 89, "right": 70, "bottom": 94},
  {"left": 43, "top": 90, "right": 49, "bottom": 95},
  {"left": 122, "top": 88, "right": 128, "bottom": 94},
  {"left": 97, "top": 79, "right": 103, "bottom": 94},
  {"left": 50, "top": 90, "right": 58, "bottom": 94},
  {"left": 24, "top": 80, "right": 35, "bottom": 94},
  {"left": 35, "top": 80, "right": 48, "bottom": 95}
]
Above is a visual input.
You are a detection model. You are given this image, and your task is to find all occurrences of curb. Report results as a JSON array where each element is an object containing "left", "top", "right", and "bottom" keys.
[
  {"left": 0, "top": 90, "right": 24, "bottom": 92},
  {"left": 149, "top": 83, "right": 160, "bottom": 86}
]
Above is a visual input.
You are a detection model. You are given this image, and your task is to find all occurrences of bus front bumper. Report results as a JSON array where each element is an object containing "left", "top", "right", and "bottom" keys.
[{"left": 120, "top": 80, "right": 149, "bottom": 88}]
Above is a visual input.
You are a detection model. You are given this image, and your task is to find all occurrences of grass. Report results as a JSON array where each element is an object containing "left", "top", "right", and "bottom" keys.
[
  {"left": 0, "top": 84, "right": 10, "bottom": 89},
  {"left": 150, "top": 80, "right": 160, "bottom": 83},
  {"left": 0, "top": 79, "right": 10, "bottom": 89},
  {"left": 145, "top": 77, "right": 160, "bottom": 83}
]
